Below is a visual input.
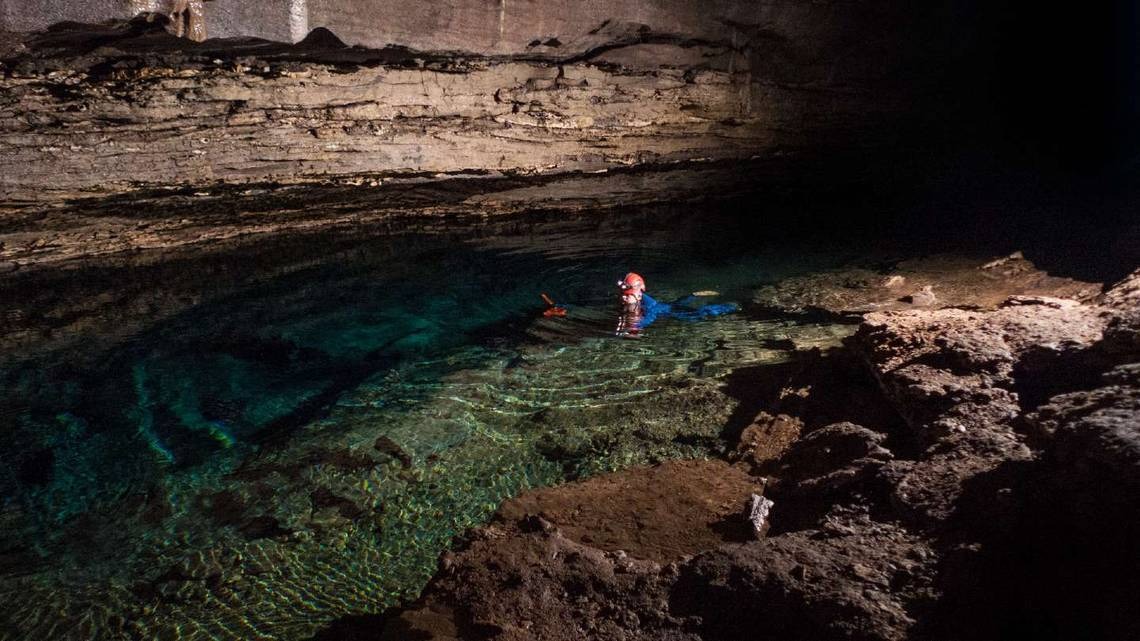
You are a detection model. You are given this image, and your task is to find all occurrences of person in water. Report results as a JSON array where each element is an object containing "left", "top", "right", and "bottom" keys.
[{"left": 615, "top": 272, "right": 738, "bottom": 337}]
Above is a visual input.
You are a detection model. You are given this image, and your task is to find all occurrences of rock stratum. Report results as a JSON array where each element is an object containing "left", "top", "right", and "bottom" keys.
[
  {"left": 375, "top": 256, "right": 1140, "bottom": 641},
  {"left": 0, "top": 3, "right": 932, "bottom": 205}
]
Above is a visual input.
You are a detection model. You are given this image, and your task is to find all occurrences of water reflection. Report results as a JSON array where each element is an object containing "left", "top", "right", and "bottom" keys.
[{"left": 0, "top": 204, "right": 852, "bottom": 640}]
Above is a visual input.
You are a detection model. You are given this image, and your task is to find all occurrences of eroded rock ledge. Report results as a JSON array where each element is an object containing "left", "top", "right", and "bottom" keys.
[
  {"left": 0, "top": 13, "right": 915, "bottom": 204},
  {"left": 371, "top": 257, "right": 1140, "bottom": 641}
]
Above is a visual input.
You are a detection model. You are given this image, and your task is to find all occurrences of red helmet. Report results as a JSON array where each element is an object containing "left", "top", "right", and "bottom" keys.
[{"left": 619, "top": 272, "right": 646, "bottom": 293}]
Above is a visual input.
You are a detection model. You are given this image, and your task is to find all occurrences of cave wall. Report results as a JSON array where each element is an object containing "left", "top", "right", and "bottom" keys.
[
  {"left": 0, "top": 58, "right": 778, "bottom": 201},
  {"left": 0, "top": 0, "right": 123, "bottom": 33},
  {"left": 0, "top": 0, "right": 941, "bottom": 203},
  {"left": 303, "top": 0, "right": 775, "bottom": 55},
  {"left": 207, "top": 0, "right": 299, "bottom": 44},
  {"left": 1, "top": 1, "right": 851, "bottom": 54},
  {"left": 2, "top": 0, "right": 1134, "bottom": 179}
]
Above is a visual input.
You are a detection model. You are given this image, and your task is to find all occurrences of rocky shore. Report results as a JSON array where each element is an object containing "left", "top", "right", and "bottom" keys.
[{"left": 371, "top": 254, "right": 1139, "bottom": 641}]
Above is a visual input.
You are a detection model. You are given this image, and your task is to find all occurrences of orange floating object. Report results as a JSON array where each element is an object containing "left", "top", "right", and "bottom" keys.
[{"left": 540, "top": 293, "right": 567, "bottom": 317}]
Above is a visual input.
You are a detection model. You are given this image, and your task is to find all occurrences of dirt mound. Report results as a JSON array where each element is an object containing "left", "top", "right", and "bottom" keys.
[{"left": 498, "top": 459, "right": 762, "bottom": 564}]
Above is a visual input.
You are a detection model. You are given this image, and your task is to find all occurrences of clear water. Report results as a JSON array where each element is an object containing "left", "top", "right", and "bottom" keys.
[{"left": 0, "top": 204, "right": 856, "bottom": 640}]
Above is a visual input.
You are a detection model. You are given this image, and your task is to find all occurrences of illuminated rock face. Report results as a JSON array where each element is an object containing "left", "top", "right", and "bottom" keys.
[
  {"left": 0, "top": 45, "right": 775, "bottom": 201},
  {"left": 0, "top": 0, "right": 932, "bottom": 203},
  {"left": 0, "top": 1, "right": 894, "bottom": 52}
]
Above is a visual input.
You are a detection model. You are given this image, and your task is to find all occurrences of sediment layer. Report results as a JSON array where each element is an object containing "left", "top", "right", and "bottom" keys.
[{"left": 0, "top": 14, "right": 914, "bottom": 204}]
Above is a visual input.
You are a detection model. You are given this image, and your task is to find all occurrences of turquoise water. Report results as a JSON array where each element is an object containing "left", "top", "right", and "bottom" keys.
[{"left": 0, "top": 205, "right": 855, "bottom": 640}]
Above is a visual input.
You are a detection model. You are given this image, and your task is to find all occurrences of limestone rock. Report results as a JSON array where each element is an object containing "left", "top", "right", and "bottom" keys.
[
  {"left": 745, "top": 493, "right": 774, "bottom": 539},
  {"left": 672, "top": 520, "right": 936, "bottom": 641},
  {"left": 1036, "top": 364, "right": 1140, "bottom": 498},
  {"left": 847, "top": 291, "right": 1111, "bottom": 528},
  {"left": 756, "top": 422, "right": 895, "bottom": 532},
  {"left": 157, "top": 1, "right": 209, "bottom": 41},
  {"left": 900, "top": 285, "right": 937, "bottom": 306},
  {"left": 0, "top": 0, "right": 949, "bottom": 205},
  {"left": 852, "top": 301, "right": 1107, "bottom": 440},
  {"left": 752, "top": 254, "right": 1100, "bottom": 316},
  {"left": 384, "top": 460, "right": 764, "bottom": 641},
  {"left": 734, "top": 411, "right": 802, "bottom": 468},
  {"left": 1101, "top": 269, "right": 1140, "bottom": 357}
]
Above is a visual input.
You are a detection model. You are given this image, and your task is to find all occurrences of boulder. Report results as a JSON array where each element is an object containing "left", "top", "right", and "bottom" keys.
[
  {"left": 734, "top": 411, "right": 803, "bottom": 468},
  {"left": 671, "top": 519, "right": 936, "bottom": 641},
  {"left": 1101, "top": 269, "right": 1140, "bottom": 357}
]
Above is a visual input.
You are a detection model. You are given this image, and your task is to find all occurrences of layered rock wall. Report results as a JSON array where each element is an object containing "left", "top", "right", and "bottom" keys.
[
  {"left": 0, "top": 48, "right": 769, "bottom": 201},
  {"left": 0, "top": 0, "right": 124, "bottom": 33},
  {"left": 0, "top": 0, "right": 928, "bottom": 203},
  {"left": 1, "top": 0, "right": 902, "bottom": 55}
]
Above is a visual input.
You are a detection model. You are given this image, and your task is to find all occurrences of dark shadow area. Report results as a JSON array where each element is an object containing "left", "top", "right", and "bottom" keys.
[
  {"left": 920, "top": 318, "right": 1140, "bottom": 641},
  {"left": 925, "top": 456, "right": 1140, "bottom": 641},
  {"left": 669, "top": 558, "right": 883, "bottom": 641},
  {"left": 1010, "top": 344, "right": 1116, "bottom": 415},
  {"left": 720, "top": 348, "right": 913, "bottom": 457},
  {"left": 717, "top": 359, "right": 804, "bottom": 445},
  {"left": 308, "top": 613, "right": 393, "bottom": 641},
  {"left": 707, "top": 512, "right": 756, "bottom": 545}
]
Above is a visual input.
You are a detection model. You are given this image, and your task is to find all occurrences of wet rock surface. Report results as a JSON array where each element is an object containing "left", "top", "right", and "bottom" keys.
[
  {"left": 752, "top": 253, "right": 1101, "bottom": 317},
  {"left": 378, "top": 259, "right": 1139, "bottom": 641}
]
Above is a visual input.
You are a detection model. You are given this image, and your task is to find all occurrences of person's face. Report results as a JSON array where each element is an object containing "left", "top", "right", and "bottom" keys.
[{"left": 621, "top": 289, "right": 641, "bottom": 309}]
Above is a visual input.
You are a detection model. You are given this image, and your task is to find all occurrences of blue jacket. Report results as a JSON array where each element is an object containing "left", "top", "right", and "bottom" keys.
[{"left": 627, "top": 293, "right": 738, "bottom": 332}]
